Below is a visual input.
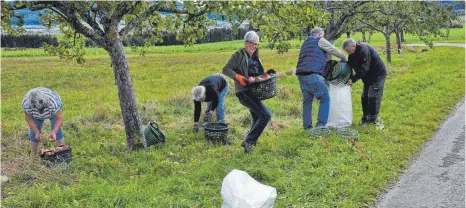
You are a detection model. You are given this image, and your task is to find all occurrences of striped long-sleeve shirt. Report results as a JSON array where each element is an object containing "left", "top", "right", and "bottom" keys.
[{"left": 21, "top": 87, "right": 62, "bottom": 120}]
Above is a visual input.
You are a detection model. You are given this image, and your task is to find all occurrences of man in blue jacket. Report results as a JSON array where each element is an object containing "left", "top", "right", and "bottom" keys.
[
  {"left": 342, "top": 38, "right": 387, "bottom": 125},
  {"left": 296, "top": 27, "right": 347, "bottom": 130}
]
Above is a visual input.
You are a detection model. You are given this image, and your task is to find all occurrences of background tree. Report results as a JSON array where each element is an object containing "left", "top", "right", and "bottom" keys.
[
  {"left": 220, "top": 1, "right": 377, "bottom": 58},
  {"left": 214, "top": 1, "right": 326, "bottom": 53},
  {"left": 316, "top": 1, "right": 375, "bottom": 43},
  {"left": 407, "top": 2, "right": 459, "bottom": 42},
  {"left": 355, "top": 1, "right": 458, "bottom": 63},
  {"left": 354, "top": 2, "right": 409, "bottom": 62},
  {"left": 1, "top": 1, "right": 221, "bottom": 150}
]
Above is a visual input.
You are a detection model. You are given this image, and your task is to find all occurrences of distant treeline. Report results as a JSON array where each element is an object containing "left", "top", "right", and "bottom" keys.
[
  {"left": 1, "top": 34, "right": 58, "bottom": 48},
  {"left": 2, "top": 27, "right": 251, "bottom": 48},
  {"left": 86, "top": 27, "right": 251, "bottom": 47}
]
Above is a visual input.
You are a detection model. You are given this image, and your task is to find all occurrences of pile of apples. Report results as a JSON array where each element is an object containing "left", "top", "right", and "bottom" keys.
[
  {"left": 39, "top": 145, "right": 69, "bottom": 156},
  {"left": 248, "top": 73, "right": 275, "bottom": 83}
]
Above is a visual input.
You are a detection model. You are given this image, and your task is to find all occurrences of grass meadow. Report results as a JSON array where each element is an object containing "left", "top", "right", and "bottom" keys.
[{"left": 1, "top": 29, "right": 465, "bottom": 207}]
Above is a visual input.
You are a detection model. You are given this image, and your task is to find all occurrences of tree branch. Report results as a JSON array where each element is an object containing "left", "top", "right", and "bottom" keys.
[
  {"left": 354, "top": 1, "right": 371, "bottom": 8},
  {"left": 94, "top": 2, "right": 111, "bottom": 31},
  {"left": 183, "top": 9, "right": 208, "bottom": 24},
  {"left": 80, "top": 4, "right": 104, "bottom": 35},
  {"left": 49, "top": 7, "right": 69, "bottom": 22},
  {"left": 111, "top": 1, "right": 140, "bottom": 26},
  {"left": 53, "top": 2, "right": 105, "bottom": 45},
  {"left": 332, "top": 2, "right": 375, "bottom": 35},
  {"left": 119, "top": 3, "right": 159, "bottom": 37},
  {"left": 351, "top": 9, "right": 382, "bottom": 14},
  {"left": 355, "top": 17, "right": 384, "bottom": 34}
]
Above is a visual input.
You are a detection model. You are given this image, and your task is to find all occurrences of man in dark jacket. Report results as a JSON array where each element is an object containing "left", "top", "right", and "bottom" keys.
[
  {"left": 296, "top": 27, "right": 347, "bottom": 129},
  {"left": 342, "top": 38, "right": 387, "bottom": 124},
  {"left": 192, "top": 73, "right": 229, "bottom": 132},
  {"left": 222, "top": 31, "right": 272, "bottom": 154}
]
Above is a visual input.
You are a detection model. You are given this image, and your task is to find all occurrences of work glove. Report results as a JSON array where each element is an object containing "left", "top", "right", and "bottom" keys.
[
  {"left": 203, "top": 111, "right": 212, "bottom": 122},
  {"left": 192, "top": 123, "right": 199, "bottom": 133},
  {"left": 235, "top": 74, "right": 248, "bottom": 87}
]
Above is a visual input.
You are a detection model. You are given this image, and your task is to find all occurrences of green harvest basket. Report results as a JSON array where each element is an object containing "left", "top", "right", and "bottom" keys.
[{"left": 144, "top": 122, "right": 166, "bottom": 147}]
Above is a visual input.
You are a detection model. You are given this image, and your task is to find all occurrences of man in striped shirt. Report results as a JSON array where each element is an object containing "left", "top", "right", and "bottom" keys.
[{"left": 22, "top": 87, "right": 65, "bottom": 155}]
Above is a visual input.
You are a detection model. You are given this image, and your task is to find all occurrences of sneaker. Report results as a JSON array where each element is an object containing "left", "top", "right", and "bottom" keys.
[
  {"left": 203, "top": 111, "right": 212, "bottom": 122},
  {"left": 359, "top": 116, "right": 369, "bottom": 125},
  {"left": 216, "top": 120, "right": 226, "bottom": 124},
  {"left": 241, "top": 140, "right": 254, "bottom": 154},
  {"left": 375, "top": 117, "right": 384, "bottom": 131}
]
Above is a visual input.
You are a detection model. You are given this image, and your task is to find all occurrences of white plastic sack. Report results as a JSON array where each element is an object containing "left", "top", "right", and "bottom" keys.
[
  {"left": 221, "top": 169, "right": 277, "bottom": 208},
  {"left": 326, "top": 83, "right": 353, "bottom": 127}
]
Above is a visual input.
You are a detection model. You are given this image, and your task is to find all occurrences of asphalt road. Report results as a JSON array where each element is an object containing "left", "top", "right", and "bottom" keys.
[{"left": 377, "top": 99, "right": 465, "bottom": 208}]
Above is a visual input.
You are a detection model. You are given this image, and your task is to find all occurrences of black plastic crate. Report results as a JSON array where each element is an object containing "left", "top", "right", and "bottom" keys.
[{"left": 40, "top": 146, "right": 72, "bottom": 165}]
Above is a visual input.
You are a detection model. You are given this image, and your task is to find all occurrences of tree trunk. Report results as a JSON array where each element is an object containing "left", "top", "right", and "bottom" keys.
[
  {"left": 400, "top": 29, "right": 405, "bottom": 42},
  {"left": 384, "top": 33, "right": 391, "bottom": 63},
  {"left": 346, "top": 31, "right": 350, "bottom": 38},
  {"left": 368, "top": 32, "right": 372, "bottom": 43},
  {"left": 362, "top": 32, "right": 366, "bottom": 42},
  {"left": 395, "top": 30, "right": 401, "bottom": 54},
  {"left": 105, "top": 27, "right": 145, "bottom": 151},
  {"left": 446, "top": 22, "right": 451, "bottom": 38}
]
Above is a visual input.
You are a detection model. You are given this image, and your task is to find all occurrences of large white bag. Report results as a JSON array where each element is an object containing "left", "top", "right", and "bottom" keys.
[
  {"left": 326, "top": 83, "right": 353, "bottom": 127},
  {"left": 221, "top": 169, "right": 277, "bottom": 208}
]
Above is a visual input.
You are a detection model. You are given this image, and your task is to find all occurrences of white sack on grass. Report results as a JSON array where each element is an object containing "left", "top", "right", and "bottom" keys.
[
  {"left": 326, "top": 83, "right": 353, "bottom": 127},
  {"left": 221, "top": 169, "right": 277, "bottom": 208}
]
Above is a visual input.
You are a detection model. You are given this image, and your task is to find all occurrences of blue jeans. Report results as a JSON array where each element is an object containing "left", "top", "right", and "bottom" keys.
[
  {"left": 298, "top": 74, "right": 330, "bottom": 129},
  {"left": 207, "top": 83, "right": 229, "bottom": 123},
  {"left": 29, "top": 114, "right": 64, "bottom": 143},
  {"left": 237, "top": 91, "right": 272, "bottom": 145}
]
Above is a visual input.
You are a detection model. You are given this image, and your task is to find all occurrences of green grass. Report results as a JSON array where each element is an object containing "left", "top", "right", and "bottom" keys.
[
  {"left": 1, "top": 42, "right": 465, "bottom": 207},
  {"left": 1, "top": 28, "right": 463, "bottom": 58}
]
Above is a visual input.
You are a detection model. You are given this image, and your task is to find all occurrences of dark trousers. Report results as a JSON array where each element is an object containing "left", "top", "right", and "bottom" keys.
[
  {"left": 362, "top": 75, "right": 386, "bottom": 123},
  {"left": 237, "top": 91, "right": 272, "bottom": 145}
]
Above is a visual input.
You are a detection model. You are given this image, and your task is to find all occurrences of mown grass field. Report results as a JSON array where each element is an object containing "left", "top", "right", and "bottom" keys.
[{"left": 1, "top": 34, "right": 465, "bottom": 207}]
